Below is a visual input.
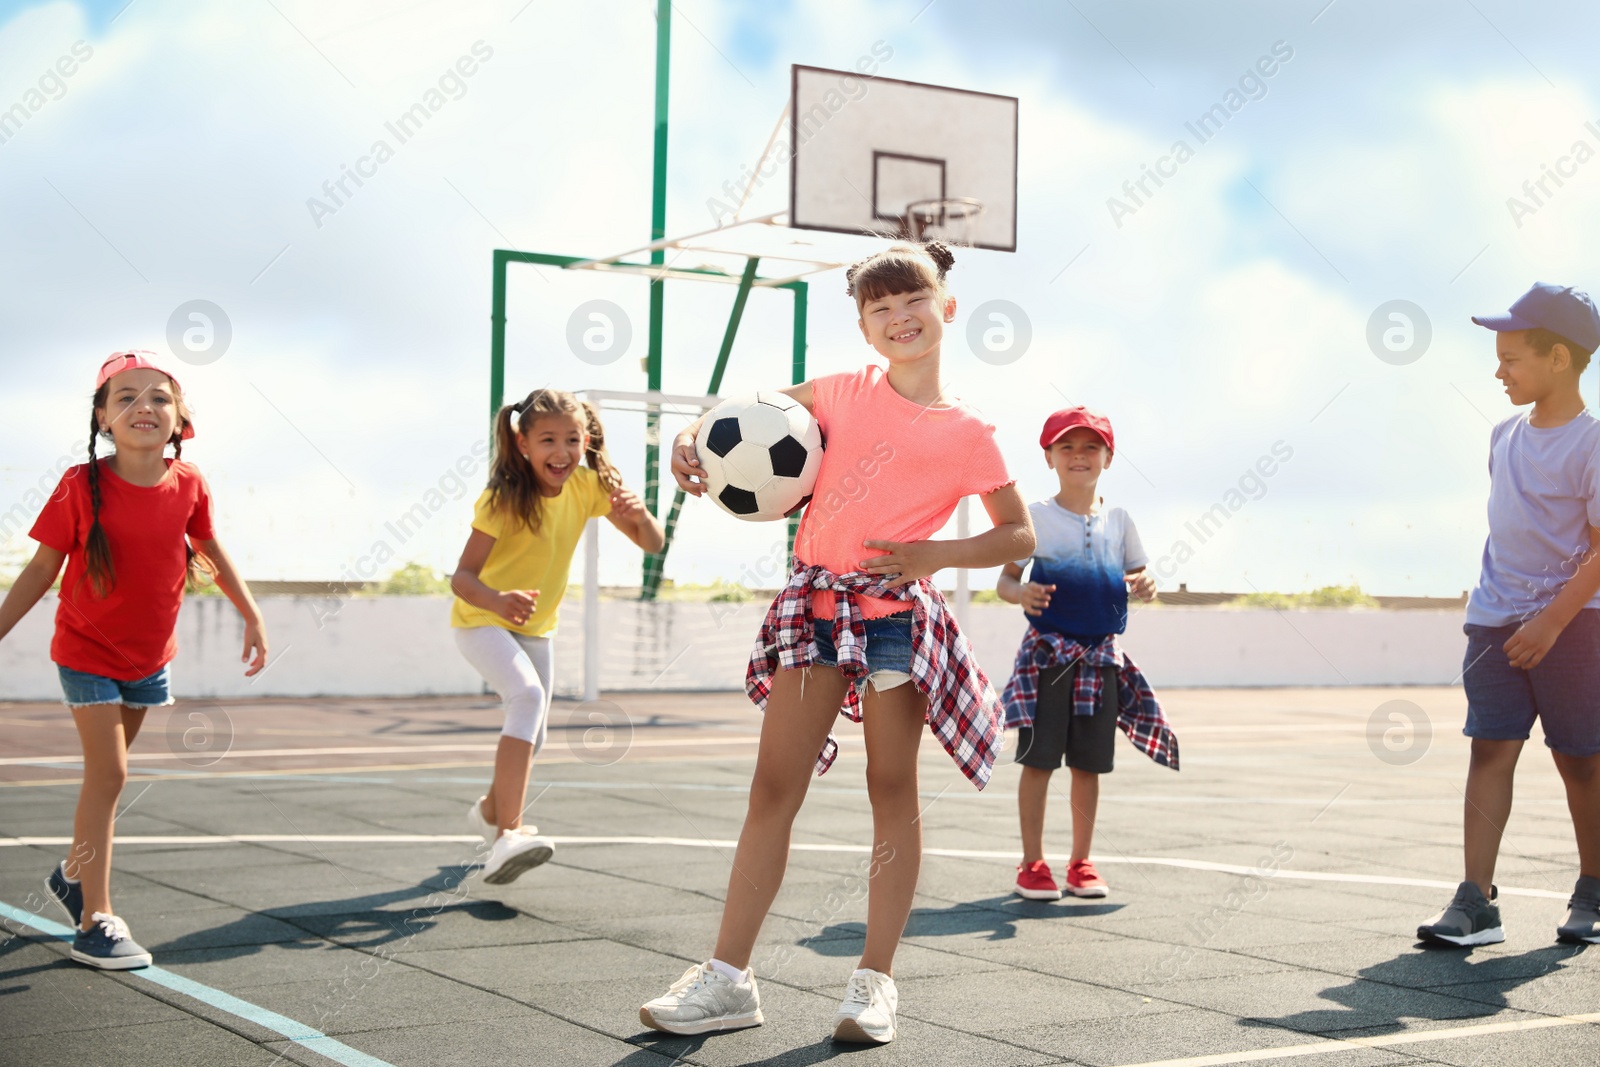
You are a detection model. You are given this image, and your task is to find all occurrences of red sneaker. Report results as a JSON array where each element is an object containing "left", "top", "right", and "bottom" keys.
[
  {"left": 1066, "top": 859, "right": 1108, "bottom": 898},
  {"left": 1014, "top": 860, "right": 1062, "bottom": 900}
]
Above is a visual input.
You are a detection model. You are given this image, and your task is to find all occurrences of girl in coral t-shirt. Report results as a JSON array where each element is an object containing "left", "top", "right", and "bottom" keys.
[
  {"left": 0, "top": 352, "right": 266, "bottom": 971},
  {"left": 641, "top": 242, "right": 1035, "bottom": 1045}
]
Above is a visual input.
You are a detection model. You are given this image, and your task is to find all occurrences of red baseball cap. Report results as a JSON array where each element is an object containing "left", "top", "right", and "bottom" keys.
[
  {"left": 96, "top": 350, "right": 194, "bottom": 440},
  {"left": 1040, "top": 406, "right": 1113, "bottom": 453}
]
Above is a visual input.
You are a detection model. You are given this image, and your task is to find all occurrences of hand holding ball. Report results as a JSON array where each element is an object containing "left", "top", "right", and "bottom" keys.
[{"left": 688, "top": 393, "right": 822, "bottom": 522}]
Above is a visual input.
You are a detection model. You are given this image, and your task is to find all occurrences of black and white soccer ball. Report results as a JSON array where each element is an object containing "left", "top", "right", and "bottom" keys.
[{"left": 695, "top": 392, "right": 823, "bottom": 521}]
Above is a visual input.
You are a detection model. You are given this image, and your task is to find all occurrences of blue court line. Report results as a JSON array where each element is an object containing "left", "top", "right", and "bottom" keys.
[{"left": 0, "top": 900, "right": 396, "bottom": 1067}]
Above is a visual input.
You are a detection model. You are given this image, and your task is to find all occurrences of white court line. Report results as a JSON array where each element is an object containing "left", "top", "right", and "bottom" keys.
[
  {"left": 0, "top": 901, "right": 396, "bottom": 1067},
  {"left": 0, "top": 833, "right": 1569, "bottom": 900},
  {"left": 1112, "top": 1012, "right": 1600, "bottom": 1067},
  {"left": 0, "top": 736, "right": 763, "bottom": 766}
]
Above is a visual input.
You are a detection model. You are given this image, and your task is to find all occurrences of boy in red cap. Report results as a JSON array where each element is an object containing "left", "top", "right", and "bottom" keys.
[{"left": 997, "top": 406, "right": 1177, "bottom": 901}]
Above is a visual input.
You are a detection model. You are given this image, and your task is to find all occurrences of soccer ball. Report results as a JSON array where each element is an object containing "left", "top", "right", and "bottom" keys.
[{"left": 695, "top": 392, "right": 823, "bottom": 521}]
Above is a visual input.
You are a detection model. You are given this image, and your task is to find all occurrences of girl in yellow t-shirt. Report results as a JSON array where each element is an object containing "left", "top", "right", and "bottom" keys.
[{"left": 450, "top": 387, "right": 663, "bottom": 884}]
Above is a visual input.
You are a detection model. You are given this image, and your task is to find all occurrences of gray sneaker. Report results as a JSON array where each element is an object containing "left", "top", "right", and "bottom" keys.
[
  {"left": 1417, "top": 881, "right": 1504, "bottom": 946},
  {"left": 640, "top": 962, "right": 763, "bottom": 1035},
  {"left": 1556, "top": 874, "right": 1600, "bottom": 944}
]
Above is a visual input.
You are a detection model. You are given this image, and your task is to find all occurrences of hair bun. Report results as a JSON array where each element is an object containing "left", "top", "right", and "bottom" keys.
[
  {"left": 922, "top": 240, "right": 955, "bottom": 276},
  {"left": 844, "top": 259, "right": 865, "bottom": 296}
]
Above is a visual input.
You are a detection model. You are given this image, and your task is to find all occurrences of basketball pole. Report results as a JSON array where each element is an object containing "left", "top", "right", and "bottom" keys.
[{"left": 641, "top": 0, "right": 671, "bottom": 592}]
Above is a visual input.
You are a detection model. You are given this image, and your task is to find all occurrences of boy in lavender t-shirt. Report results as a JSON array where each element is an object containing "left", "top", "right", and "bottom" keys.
[{"left": 1418, "top": 283, "right": 1600, "bottom": 948}]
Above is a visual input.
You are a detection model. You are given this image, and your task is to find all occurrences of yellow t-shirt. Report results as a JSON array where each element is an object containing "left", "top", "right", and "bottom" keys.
[{"left": 449, "top": 465, "right": 613, "bottom": 636}]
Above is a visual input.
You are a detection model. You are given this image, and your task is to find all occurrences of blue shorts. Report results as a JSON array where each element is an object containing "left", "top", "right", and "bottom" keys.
[
  {"left": 810, "top": 613, "right": 915, "bottom": 690},
  {"left": 58, "top": 665, "right": 173, "bottom": 710},
  {"left": 1462, "top": 610, "right": 1600, "bottom": 756}
]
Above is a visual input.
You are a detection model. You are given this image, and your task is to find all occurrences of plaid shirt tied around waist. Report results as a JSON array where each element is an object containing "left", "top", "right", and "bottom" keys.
[
  {"left": 746, "top": 561, "right": 1005, "bottom": 789},
  {"left": 1001, "top": 627, "right": 1179, "bottom": 771}
]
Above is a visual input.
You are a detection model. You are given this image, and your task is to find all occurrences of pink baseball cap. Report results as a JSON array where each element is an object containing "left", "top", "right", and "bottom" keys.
[
  {"left": 96, "top": 350, "right": 194, "bottom": 440},
  {"left": 1040, "top": 406, "right": 1113, "bottom": 453}
]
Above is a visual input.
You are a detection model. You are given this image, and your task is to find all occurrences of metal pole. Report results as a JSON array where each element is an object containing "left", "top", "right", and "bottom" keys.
[
  {"left": 584, "top": 517, "right": 601, "bottom": 701},
  {"left": 490, "top": 250, "right": 509, "bottom": 431},
  {"left": 787, "top": 280, "right": 808, "bottom": 561},
  {"left": 642, "top": 0, "right": 671, "bottom": 593}
]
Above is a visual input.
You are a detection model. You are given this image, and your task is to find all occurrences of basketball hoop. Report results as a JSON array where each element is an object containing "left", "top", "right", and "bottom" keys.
[{"left": 902, "top": 197, "right": 985, "bottom": 246}]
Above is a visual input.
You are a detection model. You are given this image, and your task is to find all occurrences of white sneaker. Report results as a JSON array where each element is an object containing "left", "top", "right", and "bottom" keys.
[
  {"left": 479, "top": 826, "right": 554, "bottom": 884},
  {"left": 640, "top": 962, "right": 763, "bottom": 1035},
  {"left": 832, "top": 967, "right": 897, "bottom": 1044},
  {"left": 466, "top": 797, "right": 495, "bottom": 843}
]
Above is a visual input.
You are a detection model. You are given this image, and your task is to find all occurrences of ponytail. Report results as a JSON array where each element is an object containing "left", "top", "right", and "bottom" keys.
[
  {"left": 580, "top": 400, "right": 623, "bottom": 492},
  {"left": 83, "top": 398, "right": 114, "bottom": 599},
  {"left": 487, "top": 399, "right": 545, "bottom": 534}
]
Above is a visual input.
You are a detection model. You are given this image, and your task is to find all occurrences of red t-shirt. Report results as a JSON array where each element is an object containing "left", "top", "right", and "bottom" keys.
[
  {"left": 795, "top": 365, "right": 1013, "bottom": 620},
  {"left": 29, "top": 459, "right": 215, "bottom": 681}
]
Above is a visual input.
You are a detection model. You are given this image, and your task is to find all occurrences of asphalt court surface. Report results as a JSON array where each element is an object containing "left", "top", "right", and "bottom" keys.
[{"left": 1, "top": 686, "right": 1596, "bottom": 1066}]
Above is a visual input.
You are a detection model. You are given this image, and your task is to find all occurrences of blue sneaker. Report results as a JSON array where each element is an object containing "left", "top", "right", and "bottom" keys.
[
  {"left": 71, "top": 912, "right": 152, "bottom": 970},
  {"left": 46, "top": 862, "right": 83, "bottom": 928}
]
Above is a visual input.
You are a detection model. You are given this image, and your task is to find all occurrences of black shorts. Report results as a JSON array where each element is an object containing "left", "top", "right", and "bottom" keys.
[{"left": 1013, "top": 661, "right": 1118, "bottom": 773}]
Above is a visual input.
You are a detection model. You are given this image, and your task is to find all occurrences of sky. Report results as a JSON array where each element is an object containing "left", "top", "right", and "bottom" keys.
[{"left": 2, "top": 0, "right": 1598, "bottom": 597}]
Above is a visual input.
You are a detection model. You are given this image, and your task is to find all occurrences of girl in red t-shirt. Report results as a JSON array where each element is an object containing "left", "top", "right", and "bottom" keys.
[
  {"left": 0, "top": 352, "right": 267, "bottom": 971},
  {"left": 641, "top": 242, "right": 1035, "bottom": 1044}
]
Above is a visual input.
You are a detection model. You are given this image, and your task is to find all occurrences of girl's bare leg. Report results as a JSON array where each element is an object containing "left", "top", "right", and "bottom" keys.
[
  {"left": 480, "top": 736, "right": 534, "bottom": 833},
  {"left": 68, "top": 705, "right": 140, "bottom": 927},
  {"left": 712, "top": 666, "right": 849, "bottom": 969},
  {"left": 858, "top": 681, "right": 928, "bottom": 976}
]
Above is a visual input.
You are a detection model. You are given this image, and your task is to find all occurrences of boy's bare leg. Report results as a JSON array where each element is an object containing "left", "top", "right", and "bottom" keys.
[
  {"left": 1464, "top": 738, "right": 1523, "bottom": 896},
  {"left": 1018, "top": 765, "right": 1052, "bottom": 865},
  {"left": 1068, "top": 767, "right": 1100, "bottom": 864},
  {"left": 1551, "top": 750, "right": 1600, "bottom": 879},
  {"left": 712, "top": 666, "right": 850, "bottom": 969},
  {"left": 858, "top": 681, "right": 928, "bottom": 976}
]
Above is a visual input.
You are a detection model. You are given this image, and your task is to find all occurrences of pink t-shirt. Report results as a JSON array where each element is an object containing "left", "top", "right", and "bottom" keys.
[{"left": 794, "top": 365, "right": 1013, "bottom": 620}]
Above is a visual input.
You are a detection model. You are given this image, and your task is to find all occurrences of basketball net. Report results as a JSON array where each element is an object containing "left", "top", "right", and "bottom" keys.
[{"left": 901, "top": 197, "right": 986, "bottom": 246}]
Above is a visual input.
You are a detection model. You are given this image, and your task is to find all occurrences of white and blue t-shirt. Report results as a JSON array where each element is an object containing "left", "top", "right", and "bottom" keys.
[
  {"left": 1019, "top": 497, "right": 1149, "bottom": 641},
  {"left": 1467, "top": 410, "right": 1600, "bottom": 627}
]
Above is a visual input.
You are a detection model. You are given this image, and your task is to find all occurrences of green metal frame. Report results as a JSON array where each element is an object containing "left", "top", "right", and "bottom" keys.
[
  {"left": 488, "top": 250, "right": 808, "bottom": 597},
  {"left": 486, "top": 0, "right": 811, "bottom": 600}
]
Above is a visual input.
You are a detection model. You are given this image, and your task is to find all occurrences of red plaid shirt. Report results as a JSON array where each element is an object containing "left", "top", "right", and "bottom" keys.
[
  {"left": 1001, "top": 627, "right": 1179, "bottom": 770},
  {"left": 747, "top": 562, "right": 1005, "bottom": 789}
]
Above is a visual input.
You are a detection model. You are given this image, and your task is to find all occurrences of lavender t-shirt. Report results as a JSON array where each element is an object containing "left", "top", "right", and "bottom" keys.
[{"left": 1466, "top": 410, "right": 1600, "bottom": 627}]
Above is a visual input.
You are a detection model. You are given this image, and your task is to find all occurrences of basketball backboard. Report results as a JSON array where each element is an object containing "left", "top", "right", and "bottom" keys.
[{"left": 788, "top": 65, "right": 1018, "bottom": 252}]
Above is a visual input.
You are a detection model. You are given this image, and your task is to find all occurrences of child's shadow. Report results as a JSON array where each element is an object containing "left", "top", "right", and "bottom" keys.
[
  {"left": 808, "top": 894, "right": 1124, "bottom": 948},
  {"left": 1245, "top": 943, "right": 1586, "bottom": 1035},
  {"left": 149, "top": 864, "right": 518, "bottom": 959},
  {"left": 622, "top": 1038, "right": 866, "bottom": 1065}
]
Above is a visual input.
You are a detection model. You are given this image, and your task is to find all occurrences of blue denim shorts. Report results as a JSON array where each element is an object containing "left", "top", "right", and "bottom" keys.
[
  {"left": 58, "top": 665, "right": 173, "bottom": 710},
  {"left": 811, "top": 613, "right": 915, "bottom": 690},
  {"left": 1462, "top": 610, "right": 1600, "bottom": 756}
]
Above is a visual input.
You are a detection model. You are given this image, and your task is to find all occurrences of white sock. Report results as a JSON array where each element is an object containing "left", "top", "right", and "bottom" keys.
[
  {"left": 708, "top": 957, "right": 748, "bottom": 984},
  {"left": 59, "top": 861, "right": 79, "bottom": 884}
]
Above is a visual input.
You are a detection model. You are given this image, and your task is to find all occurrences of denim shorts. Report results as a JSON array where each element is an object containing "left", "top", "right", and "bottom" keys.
[
  {"left": 1462, "top": 610, "right": 1600, "bottom": 756},
  {"left": 58, "top": 665, "right": 173, "bottom": 710},
  {"left": 810, "top": 613, "right": 915, "bottom": 690}
]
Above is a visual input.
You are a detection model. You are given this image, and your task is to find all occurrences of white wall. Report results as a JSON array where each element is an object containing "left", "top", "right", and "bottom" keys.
[{"left": 0, "top": 595, "right": 1468, "bottom": 701}]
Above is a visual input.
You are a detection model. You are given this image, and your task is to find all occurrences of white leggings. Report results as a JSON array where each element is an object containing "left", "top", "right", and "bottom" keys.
[{"left": 454, "top": 626, "right": 553, "bottom": 749}]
